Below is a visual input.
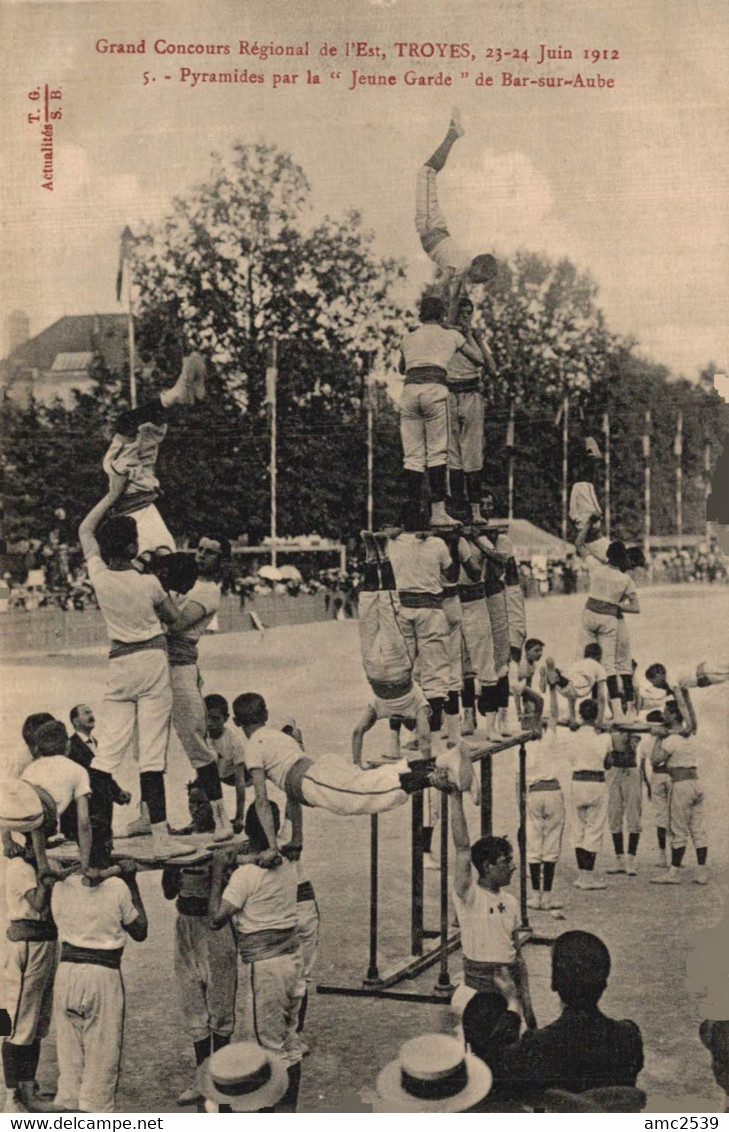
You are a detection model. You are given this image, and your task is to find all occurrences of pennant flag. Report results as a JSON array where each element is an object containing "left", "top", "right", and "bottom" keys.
[{"left": 116, "top": 226, "right": 138, "bottom": 302}]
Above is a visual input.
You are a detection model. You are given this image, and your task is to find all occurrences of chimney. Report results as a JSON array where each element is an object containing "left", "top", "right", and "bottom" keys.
[{"left": 5, "top": 311, "right": 30, "bottom": 355}]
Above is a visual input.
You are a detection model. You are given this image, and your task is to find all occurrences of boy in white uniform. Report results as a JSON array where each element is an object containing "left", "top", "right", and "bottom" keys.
[
  {"left": 543, "top": 644, "right": 608, "bottom": 729},
  {"left": 205, "top": 694, "right": 248, "bottom": 830},
  {"left": 102, "top": 352, "right": 206, "bottom": 561},
  {"left": 604, "top": 730, "right": 642, "bottom": 876},
  {"left": 51, "top": 844, "right": 148, "bottom": 1112},
  {"left": 522, "top": 689, "right": 565, "bottom": 912},
  {"left": 1, "top": 818, "right": 67, "bottom": 1113},
  {"left": 649, "top": 700, "right": 708, "bottom": 886},
  {"left": 389, "top": 509, "right": 460, "bottom": 748},
  {"left": 414, "top": 108, "right": 498, "bottom": 320},
  {"left": 576, "top": 535, "right": 640, "bottom": 718},
  {"left": 167, "top": 537, "right": 233, "bottom": 842},
  {"left": 20, "top": 720, "right": 92, "bottom": 877},
  {"left": 568, "top": 699, "right": 609, "bottom": 890},
  {"left": 399, "top": 296, "right": 483, "bottom": 527},
  {"left": 162, "top": 802, "right": 240, "bottom": 1106},
  {"left": 641, "top": 711, "right": 671, "bottom": 868},
  {"left": 78, "top": 474, "right": 194, "bottom": 860},
  {"left": 353, "top": 532, "right": 431, "bottom": 765},
  {"left": 450, "top": 791, "right": 536, "bottom": 1027},
  {"left": 208, "top": 803, "right": 304, "bottom": 1112},
  {"left": 232, "top": 694, "right": 469, "bottom": 860}
]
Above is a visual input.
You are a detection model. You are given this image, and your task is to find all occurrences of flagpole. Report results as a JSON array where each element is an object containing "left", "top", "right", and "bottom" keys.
[
  {"left": 268, "top": 338, "right": 278, "bottom": 570},
  {"left": 507, "top": 403, "right": 515, "bottom": 521},
  {"left": 602, "top": 410, "right": 611, "bottom": 540},
  {"left": 675, "top": 410, "right": 683, "bottom": 546},
  {"left": 127, "top": 280, "right": 136, "bottom": 409},
  {"left": 703, "top": 438, "right": 712, "bottom": 537},
  {"left": 561, "top": 390, "right": 569, "bottom": 543},
  {"left": 365, "top": 354, "right": 374, "bottom": 531},
  {"left": 643, "top": 409, "right": 651, "bottom": 562}
]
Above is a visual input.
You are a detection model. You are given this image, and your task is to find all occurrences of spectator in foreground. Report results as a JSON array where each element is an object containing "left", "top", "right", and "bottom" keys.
[
  {"left": 496, "top": 930, "right": 643, "bottom": 1105},
  {"left": 699, "top": 1021, "right": 729, "bottom": 1113}
]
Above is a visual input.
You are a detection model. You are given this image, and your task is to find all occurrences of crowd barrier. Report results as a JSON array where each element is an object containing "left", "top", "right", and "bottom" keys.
[{"left": 0, "top": 591, "right": 333, "bottom": 658}]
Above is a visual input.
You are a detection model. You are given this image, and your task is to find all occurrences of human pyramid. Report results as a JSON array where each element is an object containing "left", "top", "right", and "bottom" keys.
[{"left": 1, "top": 107, "right": 727, "bottom": 1115}]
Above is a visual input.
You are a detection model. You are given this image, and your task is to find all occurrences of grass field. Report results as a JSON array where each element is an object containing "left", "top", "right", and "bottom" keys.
[{"left": 1, "top": 585, "right": 727, "bottom": 1112}]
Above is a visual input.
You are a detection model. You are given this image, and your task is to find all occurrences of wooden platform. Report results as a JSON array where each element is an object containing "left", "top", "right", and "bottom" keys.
[{"left": 46, "top": 830, "right": 250, "bottom": 869}]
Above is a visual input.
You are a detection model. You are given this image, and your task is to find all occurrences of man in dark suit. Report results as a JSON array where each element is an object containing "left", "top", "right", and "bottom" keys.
[
  {"left": 495, "top": 931, "right": 643, "bottom": 1106},
  {"left": 61, "top": 705, "right": 131, "bottom": 843}
]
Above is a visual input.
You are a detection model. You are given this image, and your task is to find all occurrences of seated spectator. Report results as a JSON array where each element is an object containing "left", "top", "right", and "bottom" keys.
[
  {"left": 699, "top": 1021, "right": 729, "bottom": 1113},
  {"left": 496, "top": 930, "right": 643, "bottom": 1105}
]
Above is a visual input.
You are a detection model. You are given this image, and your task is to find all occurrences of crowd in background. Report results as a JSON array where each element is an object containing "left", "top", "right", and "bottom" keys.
[{"left": 2, "top": 533, "right": 725, "bottom": 616}]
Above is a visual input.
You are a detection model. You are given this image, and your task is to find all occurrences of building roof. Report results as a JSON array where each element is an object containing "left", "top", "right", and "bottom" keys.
[{"left": 0, "top": 314, "right": 129, "bottom": 400}]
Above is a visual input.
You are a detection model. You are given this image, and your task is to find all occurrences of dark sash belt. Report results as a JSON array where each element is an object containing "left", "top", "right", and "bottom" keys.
[
  {"left": 669, "top": 767, "right": 698, "bottom": 782},
  {"left": 109, "top": 634, "right": 167, "bottom": 660},
  {"left": 61, "top": 943, "right": 123, "bottom": 969},
  {"left": 370, "top": 678, "right": 414, "bottom": 700},
  {"left": 447, "top": 379, "right": 481, "bottom": 394},
  {"left": 399, "top": 591, "right": 444, "bottom": 609},
  {"left": 585, "top": 596, "right": 620, "bottom": 617},
  {"left": 442, "top": 584, "right": 459, "bottom": 599},
  {"left": 238, "top": 926, "right": 299, "bottom": 963},
  {"left": 404, "top": 365, "right": 447, "bottom": 386},
  {"left": 177, "top": 896, "right": 210, "bottom": 918},
  {"left": 529, "top": 779, "right": 561, "bottom": 793},
  {"left": 297, "top": 881, "right": 316, "bottom": 903},
  {"left": 7, "top": 919, "right": 57, "bottom": 943},
  {"left": 459, "top": 581, "right": 485, "bottom": 603},
  {"left": 572, "top": 770, "right": 605, "bottom": 783}
]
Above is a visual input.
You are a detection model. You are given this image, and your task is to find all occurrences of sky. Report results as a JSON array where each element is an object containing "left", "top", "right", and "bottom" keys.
[{"left": 1, "top": 0, "right": 727, "bottom": 380}]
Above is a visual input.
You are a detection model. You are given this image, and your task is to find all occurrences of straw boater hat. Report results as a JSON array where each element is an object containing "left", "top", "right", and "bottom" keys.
[
  {"left": 376, "top": 1033, "right": 492, "bottom": 1113},
  {"left": 197, "top": 1043, "right": 288, "bottom": 1112},
  {"left": 0, "top": 778, "right": 46, "bottom": 833}
]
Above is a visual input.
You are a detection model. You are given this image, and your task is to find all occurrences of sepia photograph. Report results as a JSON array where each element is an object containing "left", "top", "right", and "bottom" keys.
[{"left": 0, "top": 0, "right": 727, "bottom": 1118}]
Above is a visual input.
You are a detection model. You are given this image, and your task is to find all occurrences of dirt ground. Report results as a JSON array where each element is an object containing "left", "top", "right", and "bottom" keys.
[{"left": 1, "top": 585, "right": 727, "bottom": 1112}]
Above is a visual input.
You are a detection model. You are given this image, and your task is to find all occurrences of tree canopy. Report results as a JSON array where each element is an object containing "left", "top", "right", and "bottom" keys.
[{"left": 2, "top": 142, "right": 726, "bottom": 549}]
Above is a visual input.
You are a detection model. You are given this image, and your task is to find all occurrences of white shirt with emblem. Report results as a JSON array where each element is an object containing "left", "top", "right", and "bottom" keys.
[{"left": 453, "top": 881, "right": 519, "bottom": 963}]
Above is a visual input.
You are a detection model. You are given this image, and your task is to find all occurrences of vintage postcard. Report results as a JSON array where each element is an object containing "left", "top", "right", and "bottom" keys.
[{"left": 0, "top": 0, "right": 727, "bottom": 1118}]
